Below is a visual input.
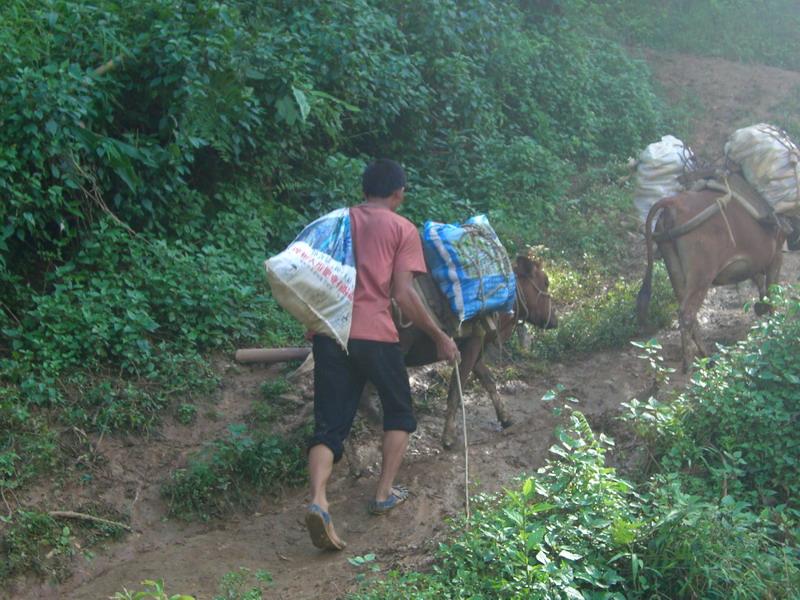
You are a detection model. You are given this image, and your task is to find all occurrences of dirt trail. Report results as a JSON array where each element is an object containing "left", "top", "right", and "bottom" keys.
[{"left": 9, "top": 53, "right": 800, "bottom": 600}]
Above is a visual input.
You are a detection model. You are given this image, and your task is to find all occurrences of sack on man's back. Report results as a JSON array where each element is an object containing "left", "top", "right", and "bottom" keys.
[
  {"left": 725, "top": 124, "right": 800, "bottom": 215},
  {"left": 422, "top": 214, "right": 515, "bottom": 323},
  {"left": 264, "top": 208, "right": 355, "bottom": 350}
]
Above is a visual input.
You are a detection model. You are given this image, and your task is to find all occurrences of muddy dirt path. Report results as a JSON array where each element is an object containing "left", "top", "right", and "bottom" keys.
[{"left": 10, "top": 53, "right": 800, "bottom": 600}]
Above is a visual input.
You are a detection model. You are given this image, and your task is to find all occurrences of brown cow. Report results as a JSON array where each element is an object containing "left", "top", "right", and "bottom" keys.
[
  {"left": 636, "top": 189, "right": 785, "bottom": 372},
  {"left": 398, "top": 255, "right": 557, "bottom": 448}
]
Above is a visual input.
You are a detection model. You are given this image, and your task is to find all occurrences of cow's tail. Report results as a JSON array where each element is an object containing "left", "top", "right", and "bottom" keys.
[{"left": 636, "top": 197, "right": 672, "bottom": 327}]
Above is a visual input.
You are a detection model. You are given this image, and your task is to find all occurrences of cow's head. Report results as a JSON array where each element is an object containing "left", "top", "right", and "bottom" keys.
[{"left": 513, "top": 255, "right": 557, "bottom": 329}]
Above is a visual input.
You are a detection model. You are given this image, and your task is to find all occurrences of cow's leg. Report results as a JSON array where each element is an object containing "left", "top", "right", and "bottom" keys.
[
  {"left": 472, "top": 356, "right": 512, "bottom": 429},
  {"left": 442, "top": 336, "right": 483, "bottom": 449}
]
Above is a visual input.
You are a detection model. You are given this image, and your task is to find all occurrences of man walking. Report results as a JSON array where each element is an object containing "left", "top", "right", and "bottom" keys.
[{"left": 305, "top": 159, "right": 459, "bottom": 550}]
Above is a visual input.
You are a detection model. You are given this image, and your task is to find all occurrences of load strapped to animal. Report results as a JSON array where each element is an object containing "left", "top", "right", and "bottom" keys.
[
  {"left": 633, "top": 125, "right": 800, "bottom": 249},
  {"left": 633, "top": 135, "right": 698, "bottom": 230},
  {"left": 422, "top": 214, "right": 516, "bottom": 324},
  {"left": 725, "top": 124, "right": 800, "bottom": 248}
]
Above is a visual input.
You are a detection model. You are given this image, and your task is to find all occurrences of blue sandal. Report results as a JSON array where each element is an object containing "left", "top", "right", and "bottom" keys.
[
  {"left": 305, "top": 504, "right": 346, "bottom": 550},
  {"left": 368, "top": 486, "right": 409, "bottom": 515}
]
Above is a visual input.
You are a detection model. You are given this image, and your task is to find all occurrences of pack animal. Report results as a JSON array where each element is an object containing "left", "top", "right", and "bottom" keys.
[
  {"left": 636, "top": 189, "right": 785, "bottom": 372},
  {"left": 397, "top": 255, "right": 557, "bottom": 448}
]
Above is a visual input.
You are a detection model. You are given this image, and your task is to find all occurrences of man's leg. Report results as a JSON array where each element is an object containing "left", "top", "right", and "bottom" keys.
[
  {"left": 306, "top": 336, "right": 364, "bottom": 548},
  {"left": 350, "top": 340, "right": 416, "bottom": 508},
  {"left": 308, "top": 443, "right": 335, "bottom": 513},
  {"left": 376, "top": 430, "right": 409, "bottom": 502}
]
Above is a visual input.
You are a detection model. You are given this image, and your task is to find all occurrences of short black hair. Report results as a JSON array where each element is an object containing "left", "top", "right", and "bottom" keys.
[{"left": 362, "top": 159, "right": 406, "bottom": 198}]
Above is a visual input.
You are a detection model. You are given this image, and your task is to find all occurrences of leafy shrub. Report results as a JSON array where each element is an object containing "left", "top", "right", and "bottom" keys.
[
  {"left": 629, "top": 287, "right": 800, "bottom": 507},
  {"left": 352, "top": 410, "right": 800, "bottom": 599},
  {"left": 0, "top": 387, "right": 57, "bottom": 491},
  {"left": 530, "top": 265, "right": 674, "bottom": 360},
  {"left": 1, "top": 507, "right": 126, "bottom": 583},
  {"left": 353, "top": 412, "right": 639, "bottom": 599},
  {"left": 213, "top": 568, "right": 272, "bottom": 600},
  {"left": 0, "top": 511, "right": 72, "bottom": 581},
  {"left": 162, "top": 424, "right": 307, "bottom": 521},
  {"left": 635, "top": 478, "right": 800, "bottom": 599}
]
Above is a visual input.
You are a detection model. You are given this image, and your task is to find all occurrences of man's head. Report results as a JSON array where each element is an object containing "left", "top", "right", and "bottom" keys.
[{"left": 362, "top": 159, "right": 406, "bottom": 208}]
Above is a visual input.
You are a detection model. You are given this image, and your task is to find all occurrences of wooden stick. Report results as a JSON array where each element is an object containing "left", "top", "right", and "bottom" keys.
[
  {"left": 235, "top": 347, "right": 310, "bottom": 364},
  {"left": 453, "top": 360, "right": 470, "bottom": 524},
  {"left": 48, "top": 510, "right": 132, "bottom": 532}
]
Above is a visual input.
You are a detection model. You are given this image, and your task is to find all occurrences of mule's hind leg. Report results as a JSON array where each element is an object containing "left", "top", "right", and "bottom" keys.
[
  {"left": 473, "top": 356, "right": 512, "bottom": 429},
  {"left": 680, "top": 282, "right": 712, "bottom": 371},
  {"left": 752, "top": 273, "right": 771, "bottom": 316},
  {"left": 755, "top": 249, "right": 784, "bottom": 315},
  {"left": 442, "top": 336, "right": 483, "bottom": 449}
]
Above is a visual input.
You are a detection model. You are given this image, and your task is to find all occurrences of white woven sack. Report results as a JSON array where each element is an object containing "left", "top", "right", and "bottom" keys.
[
  {"left": 724, "top": 124, "right": 800, "bottom": 215},
  {"left": 634, "top": 135, "right": 696, "bottom": 228},
  {"left": 264, "top": 209, "right": 356, "bottom": 350}
]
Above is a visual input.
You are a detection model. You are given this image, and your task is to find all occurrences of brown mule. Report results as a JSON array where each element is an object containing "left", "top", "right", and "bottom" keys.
[{"left": 637, "top": 190, "right": 785, "bottom": 372}]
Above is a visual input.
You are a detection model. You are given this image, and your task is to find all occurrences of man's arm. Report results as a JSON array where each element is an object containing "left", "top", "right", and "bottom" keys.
[{"left": 392, "top": 270, "right": 460, "bottom": 362}]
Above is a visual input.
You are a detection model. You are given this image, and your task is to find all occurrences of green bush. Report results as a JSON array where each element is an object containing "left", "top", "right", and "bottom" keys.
[
  {"left": 162, "top": 424, "right": 307, "bottom": 521},
  {"left": 1, "top": 508, "right": 126, "bottom": 582},
  {"left": 635, "top": 477, "right": 800, "bottom": 599},
  {"left": 530, "top": 265, "right": 674, "bottom": 361},
  {"left": 629, "top": 287, "right": 800, "bottom": 507},
  {"left": 353, "top": 413, "right": 639, "bottom": 599}
]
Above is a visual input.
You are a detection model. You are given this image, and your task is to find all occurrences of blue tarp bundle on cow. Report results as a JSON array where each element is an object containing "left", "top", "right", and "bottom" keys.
[{"left": 422, "top": 214, "right": 516, "bottom": 323}]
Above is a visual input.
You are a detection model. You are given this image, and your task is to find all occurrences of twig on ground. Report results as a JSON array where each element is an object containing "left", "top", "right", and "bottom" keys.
[{"left": 48, "top": 510, "right": 132, "bottom": 532}]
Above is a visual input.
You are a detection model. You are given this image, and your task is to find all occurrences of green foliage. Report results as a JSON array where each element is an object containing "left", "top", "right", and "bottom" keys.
[
  {"left": 260, "top": 378, "right": 290, "bottom": 400},
  {"left": 1, "top": 507, "right": 126, "bottom": 583},
  {"left": 353, "top": 406, "right": 800, "bottom": 599},
  {"left": 635, "top": 478, "right": 800, "bottom": 599},
  {"left": 0, "top": 387, "right": 57, "bottom": 491},
  {"left": 112, "top": 579, "right": 195, "bottom": 600},
  {"left": 634, "top": 287, "right": 800, "bottom": 507},
  {"left": 600, "top": 1, "right": 800, "bottom": 71},
  {"left": 0, "top": 511, "right": 72, "bottom": 581},
  {"left": 112, "top": 568, "right": 272, "bottom": 600},
  {"left": 530, "top": 265, "right": 674, "bottom": 360},
  {"left": 162, "top": 424, "right": 307, "bottom": 521},
  {"left": 213, "top": 567, "right": 272, "bottom": 600},
  {"left": 176, "top": 403, "right": 197, "bottom": 425},
  {"left": 354, "top": 412, "right": 638, "bottom": 599}
]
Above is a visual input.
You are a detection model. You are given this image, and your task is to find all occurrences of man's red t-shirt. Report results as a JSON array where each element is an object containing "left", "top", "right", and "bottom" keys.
[{"left": 349, "top": 203, "right": 426, "bottom": 342}]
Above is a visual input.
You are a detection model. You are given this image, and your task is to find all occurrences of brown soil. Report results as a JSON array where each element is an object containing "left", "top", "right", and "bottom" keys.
[{"left": 7, "top": 53, "right": 800, "bottom": 600}]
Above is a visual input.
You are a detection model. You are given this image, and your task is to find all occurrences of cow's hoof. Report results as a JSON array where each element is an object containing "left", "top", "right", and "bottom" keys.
[{"left": 500, "top": 418, "right": 514, "bottom": 430}]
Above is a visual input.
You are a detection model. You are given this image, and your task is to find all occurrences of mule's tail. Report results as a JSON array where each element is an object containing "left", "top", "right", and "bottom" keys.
[{"left": 636, "top": 197, "right": 672, "bottom": 326}]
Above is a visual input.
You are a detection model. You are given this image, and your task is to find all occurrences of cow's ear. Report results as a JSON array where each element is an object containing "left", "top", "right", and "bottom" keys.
[{"left": 515, "top": 255, "right": 535, "bottom": 276}]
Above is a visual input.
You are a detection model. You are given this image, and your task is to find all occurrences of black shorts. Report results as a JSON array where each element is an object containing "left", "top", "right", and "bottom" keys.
[{"left": 309, "top": 335, "right": 417, "bottom": 462}]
